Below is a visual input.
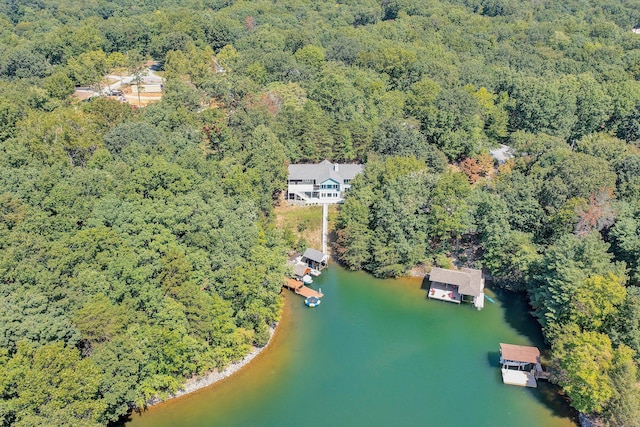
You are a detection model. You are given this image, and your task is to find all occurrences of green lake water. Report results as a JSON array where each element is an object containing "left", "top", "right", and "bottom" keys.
[{"left": 126, "top": 266, "right": 577, "bottom": 427}]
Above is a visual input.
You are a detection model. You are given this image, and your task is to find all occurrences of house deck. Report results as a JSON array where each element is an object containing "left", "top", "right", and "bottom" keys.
[{"left": 427, "top": 282, "right": 461, "bottom": 304}]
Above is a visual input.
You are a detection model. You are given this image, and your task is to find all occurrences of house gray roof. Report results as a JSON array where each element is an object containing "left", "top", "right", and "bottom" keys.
[
  {"left": 429, "top": 267, "right": 484, "bottom": 297},
  {"left": 288, "top": 160, "right": 364, "bottom": 184},
  {"left": 302, "top": 248, "right": 327, "bottom": 264}
]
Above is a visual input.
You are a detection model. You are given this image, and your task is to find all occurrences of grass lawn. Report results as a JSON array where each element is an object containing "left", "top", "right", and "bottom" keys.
[{"left": 275, "top": 204, "right": 340, "bottom": 253}]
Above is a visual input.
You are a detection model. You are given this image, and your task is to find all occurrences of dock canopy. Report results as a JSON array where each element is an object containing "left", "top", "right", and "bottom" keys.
[{"left": 500, "top": 343, "right": 540, "bottom": 364}]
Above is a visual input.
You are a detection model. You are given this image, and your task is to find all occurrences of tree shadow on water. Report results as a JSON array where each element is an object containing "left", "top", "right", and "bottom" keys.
[
  {"left": 486, "top": 350, "right": 501, "bottom": 368},
  {"left": 531, "top": 381, "right": 579, "bottom": 425},
  {"left": 420, "top": 276, "right": 431, "bottom": 294},
  {"left": 110, "top": 412, "right": 133, "bottom": 427},
  {"left": 492, "top": 285, "right": 546, "bottom": 348}
]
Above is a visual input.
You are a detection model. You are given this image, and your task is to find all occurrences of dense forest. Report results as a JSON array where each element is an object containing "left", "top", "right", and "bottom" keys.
[{"left": 1, "top": 0, "right": 640, "bottom": 425}]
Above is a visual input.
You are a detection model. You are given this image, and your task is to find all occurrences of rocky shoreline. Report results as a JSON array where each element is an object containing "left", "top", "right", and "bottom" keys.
[{"left": 147, "top": 326, "right": 277, "bottom": 406}]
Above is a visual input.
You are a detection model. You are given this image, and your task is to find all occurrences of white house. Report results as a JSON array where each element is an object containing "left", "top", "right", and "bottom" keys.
[{"left": 286, "top": 160, "right": 364, "bottom": 204}]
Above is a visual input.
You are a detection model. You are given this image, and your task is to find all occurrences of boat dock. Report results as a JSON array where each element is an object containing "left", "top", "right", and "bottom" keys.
[
  {"left": 501, "top": 368, "right": 538, "bottom": 388},
  {"left": 284, "top": 278, "right": 324, "bottom": 298},
  {"left": 427, "top": 267, "right": 485, "bottom": 310},
  {"left": 499, "top": 343, "right": 549, "bottom": 388}
]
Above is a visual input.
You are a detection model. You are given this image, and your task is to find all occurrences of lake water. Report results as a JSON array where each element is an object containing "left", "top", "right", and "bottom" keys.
[{"left": 126, "top": 266, "right": 577, "bottom": 427}]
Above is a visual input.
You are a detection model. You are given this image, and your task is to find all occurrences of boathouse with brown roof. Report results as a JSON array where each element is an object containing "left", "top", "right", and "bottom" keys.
[{"left": 499, "top": 343, "right": 548, "bottom": 388}]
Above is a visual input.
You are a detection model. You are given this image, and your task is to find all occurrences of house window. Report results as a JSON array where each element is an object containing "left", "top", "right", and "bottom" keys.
[
  {"left": 321, "top": 184, "right": 339, "bottom": 190},
  {"left": 343, "top": 179, "right": 351, "bottom": 184},
  {"left": 302, "top": 179, "right": 314, "bottom": 184}
]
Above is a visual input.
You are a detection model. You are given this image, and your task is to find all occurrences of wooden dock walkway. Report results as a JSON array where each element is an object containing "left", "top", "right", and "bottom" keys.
[
  {"left": 284, "top": 278, "right": 324, "bottom": 298},
  {"left": 535, "top": 363, "right": 549, "bottom": 380}
]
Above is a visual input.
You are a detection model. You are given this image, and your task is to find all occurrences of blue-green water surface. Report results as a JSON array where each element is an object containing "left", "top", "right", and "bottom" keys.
[{"left": 127, "top": 266, "right": 577, "bottom": 427}]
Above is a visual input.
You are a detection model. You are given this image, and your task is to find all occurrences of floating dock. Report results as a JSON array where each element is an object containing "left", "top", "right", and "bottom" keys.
[
  {"left": 284, "top": 278, "right": 323, "bottom": 298},
  {"left": 501, "top": 368, "right": 538, "bottom": 388}
]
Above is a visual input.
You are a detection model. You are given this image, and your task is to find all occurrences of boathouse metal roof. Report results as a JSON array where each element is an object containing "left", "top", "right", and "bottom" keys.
[
  {"left": 499, "top": 343, "right": 540, "bottom": 364},
  {"left": 288, "top": 160, "right": 364, "bottom": 184},
  {"left": 428, "top": 267, "right": 483, "bottom": 297},
  {"left": 302, "top": 248, "right": 327, "bottom": 264}
]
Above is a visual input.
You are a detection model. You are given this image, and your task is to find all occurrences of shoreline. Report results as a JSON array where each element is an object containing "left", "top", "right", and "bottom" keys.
[{"left": 146, "top": 324, "right": 278, "bottom": 407}]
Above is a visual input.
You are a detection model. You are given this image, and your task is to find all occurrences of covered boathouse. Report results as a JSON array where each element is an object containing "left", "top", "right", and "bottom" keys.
[
  {"left": 301, "top": 248, "right": 328, "bottom": 271},
  {"left": 499, "top": 343, "right": 548, "bottom": 388},
  {"left": 427, "top": 267, "right": 485, "bottom": 310}
]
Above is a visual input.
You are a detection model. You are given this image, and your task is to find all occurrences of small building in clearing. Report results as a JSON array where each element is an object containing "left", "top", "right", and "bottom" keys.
[
  {"left": 301, "top": 248, "right": 328, "bottom": 271},
  {"left": 499, "top": 343, "right": 548, "bottom": 388},
  {"left": 427, "top": 267, "right": 485, "bottom": 310}
]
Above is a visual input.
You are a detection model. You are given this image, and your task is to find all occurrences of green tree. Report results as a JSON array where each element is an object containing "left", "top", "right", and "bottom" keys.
[
  {"left": 529, "top": 232, "right": 626, "bottom": 329},
  {"left": 1, "top": 45, "right": 50, "bottom": 79},
  {"left": 610, "top": 287, "right": 640, "bottom": 361},
  {"left": 602, "top": 344, "right": 640, "bottom": 427},
  {"left": 532, "top": 149, "right": 616, "bottom": 216},
  {"left": 90, "top": 336, "right": 148, "bottom": 423},
  {"left": 616, "top": 155, "right": 640, "bottom": 202},
  {"left": 67, "top": 50, "right": 110, "bottom": 92},
  {"left": 550, "top": 326, "right": 615, "bottom": 414},
  {"left": 507, "top": 75, "right": 578, "bottom": 140},
  {"left": 609, "top": 202, "right": 640, "bottom": 285},
  {"left": 127, "top": 51, "right": 148, "bottom": 107},
  {"left": 568, "top": 274, "right": 626, "bottom": 333},
  {"left": 336, "top": 196, "right": 373, "bottom": 270},
  {"left": 43, "top": 72, "right": 75, "bottom": 100},
  {"left": 0, "top": 341, "right": 106, "bottom": 427},
  {"left": 426, "top": 171, "right": 473, "bottom": 245},
  {"left": 74, "top": 293, "right": 128, "bottom": 347},
  {"left": 571, "top": 74, "right": 612, "bottom": 141}
]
